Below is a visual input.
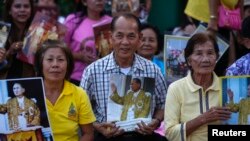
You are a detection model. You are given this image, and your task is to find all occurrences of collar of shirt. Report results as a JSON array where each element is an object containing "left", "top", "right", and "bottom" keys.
[
  {"left": 61, "top": 80, "right": 74, "bottom": 96},
  {"left": 104, "top": 52, "right": 145, "bottom": 73},
  {"left": 186, "top": 71, "right": 220, "bottom": 93},
  {"left": 132, "top": 89, "right": 141, "bottom": 99},
  {"left": 17, "top": 97, "right": 25, "bottom": 109}
]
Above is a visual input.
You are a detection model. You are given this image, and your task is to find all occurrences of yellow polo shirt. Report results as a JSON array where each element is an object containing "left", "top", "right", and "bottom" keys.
[
  {"left": 165, "top": 72, "right": 222, "bottom": 141},
  {"left": 46, "top": 80, "right": 96, "bottom": 141}
]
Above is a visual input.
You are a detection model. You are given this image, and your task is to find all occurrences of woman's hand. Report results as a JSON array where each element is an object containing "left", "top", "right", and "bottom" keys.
[
  {"left": 200, "top": 107, "right": 231, "bottom": 124},
  {"left": 8, "top": 42, "right": 23, "bottom": 55}
]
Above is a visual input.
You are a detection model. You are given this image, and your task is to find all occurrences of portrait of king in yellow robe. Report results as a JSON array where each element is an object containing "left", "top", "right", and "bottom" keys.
[
  {"left": 110, "top": 78, "right": 151, "bottom": 121},
  {"left": 0, "top": 83, "right": 40, "bottom": 130},
  {"left": 226, "top": 84, "right": 250, "bottom": 124}
]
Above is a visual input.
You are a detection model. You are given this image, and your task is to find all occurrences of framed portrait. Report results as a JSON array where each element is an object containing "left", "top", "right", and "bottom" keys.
[
  {"left": 0, "top": 21, "right": 11, "bottom": 48},
  {"left": 0, "top": 77, "right": 53, "bottom": 141},
  {"left": 111, "top": 0, "right": 140, "bottom": 17},
  {"left": 93, "top": 19, "right": 113, "bottom": 58},
  {"left": 164, "top": 35, "right": 189, "bottom": 86},
  {"left": 17, "top": 11, "right": 66, "bottom": 65},
  {"left": 107, "top": 74, "right": 155, "bottom": 132},
  {"left": 164, "top": 29, "right": 229, "bottom": 85},
  {"left": 220, "top": 75, "right": 250, "bottom": 125}
]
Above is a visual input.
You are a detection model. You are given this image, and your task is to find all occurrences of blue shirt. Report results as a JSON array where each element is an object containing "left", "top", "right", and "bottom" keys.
[{"left": 226, "top": 53, "right": 250, "bottom": 75}]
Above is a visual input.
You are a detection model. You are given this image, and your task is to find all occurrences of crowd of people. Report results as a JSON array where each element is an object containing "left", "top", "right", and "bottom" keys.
[{"left": 0, "top": 0, "right": 250, "bottom": 141}]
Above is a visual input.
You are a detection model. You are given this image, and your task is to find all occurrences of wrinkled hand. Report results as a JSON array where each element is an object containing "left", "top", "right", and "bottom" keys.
[
  {"left": 199, "top": 107, "right": 231, "bottom": 124},
  {"left": 0, "top": 48, "right": 6, "bottom": 63},
  {"left": 135, "top": 119, "right": 159, "bottom": 135},
  {"left": 94, "top": 122, "right": 124, "bottom": 138}
]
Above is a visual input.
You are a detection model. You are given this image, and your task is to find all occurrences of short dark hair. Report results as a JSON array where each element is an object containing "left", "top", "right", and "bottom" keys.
[
  {"left": 111, "top": 13, "right": 141, "bottom": 32},
  {"left": 184, "top": 32, "right": 219, "bottom": 69},
  {"left": 132, "top": 78, "right": 141, "bottom": 86},
  {"left": 242, "top": 16, "right": 250, "bottom": 38},
  {"left": 13, "top": 82, "right": 24, "bottom": 88},
  {"left": 34, "top": 40, "right": 74, "bottom": 80}
]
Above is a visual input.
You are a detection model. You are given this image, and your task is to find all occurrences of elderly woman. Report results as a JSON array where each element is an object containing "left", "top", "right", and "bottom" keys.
[
  {"left": 34, "top": 40, "right": 96, "bottom": 141},
  {"left": 137, "top": 23, "right": 164, "bottom": 75},
  {"left": 164, "top": 33, "right": 231, "bottom": 141}
]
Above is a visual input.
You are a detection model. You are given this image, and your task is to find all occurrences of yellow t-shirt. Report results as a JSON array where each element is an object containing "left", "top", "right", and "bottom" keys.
[
  {"left": 185, "top": 0, "right": 240, "bottom": 23},
  {"left": 46, "top": 80, "right": 96, "bottom": 141},
  {"left": 185, "top": 0, "right": 210, "bottom": 23}
]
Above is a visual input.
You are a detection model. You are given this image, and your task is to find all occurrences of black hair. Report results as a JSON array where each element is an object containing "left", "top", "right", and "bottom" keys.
[
  {"left": 184, "top": 32, "right": 219, "bottom": 69},
  {"left": 141, "top": 23, "right": 163, "bottom": 54},
  {"left": 133, "top": 78, "right": 141, "bottom": 85},
  {"left": 34, "top": 39, "right": 74, "bottom": 80}
]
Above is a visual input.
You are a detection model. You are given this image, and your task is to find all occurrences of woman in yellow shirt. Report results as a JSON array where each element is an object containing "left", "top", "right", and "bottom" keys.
[{"left": 34, "top": 40, "right": 96, "bottom": 141}]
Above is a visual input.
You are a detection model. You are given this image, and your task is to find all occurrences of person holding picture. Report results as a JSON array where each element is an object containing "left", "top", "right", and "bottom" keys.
[
  {"left": 164, "top": 32, "right": 231, "bottom": 141},
  {"left": 34, "top": 39, "right": 96, "bottom": 141}
]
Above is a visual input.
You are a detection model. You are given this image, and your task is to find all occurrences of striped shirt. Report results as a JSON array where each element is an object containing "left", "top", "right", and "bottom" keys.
[{"left": 80, "top": 52, "right": 167, "bottom": 122}]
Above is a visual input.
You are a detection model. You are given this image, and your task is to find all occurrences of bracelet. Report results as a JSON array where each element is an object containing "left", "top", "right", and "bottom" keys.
[{"left": 210, "top": 15, "right": 217, "bottom": 19}]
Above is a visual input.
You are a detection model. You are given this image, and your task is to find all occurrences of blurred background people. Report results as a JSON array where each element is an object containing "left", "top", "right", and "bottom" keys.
[
  {"left": 226, "top": 15, "right": 250, "bottom": 76},
  {"left": 35, "top": 0, "right": 60, "bottom": 20},
  {"left": 0, "top": 0, "right": 35, "bottom": 79},
  {"left": 137, "top": 23, "right": 165, "bottom": 79},
  {"left": 208, "top": 0, "right": 244, "bottom": 76},
  {"left": 64, "top": 0, "right": 112, "bottom": 86}
]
